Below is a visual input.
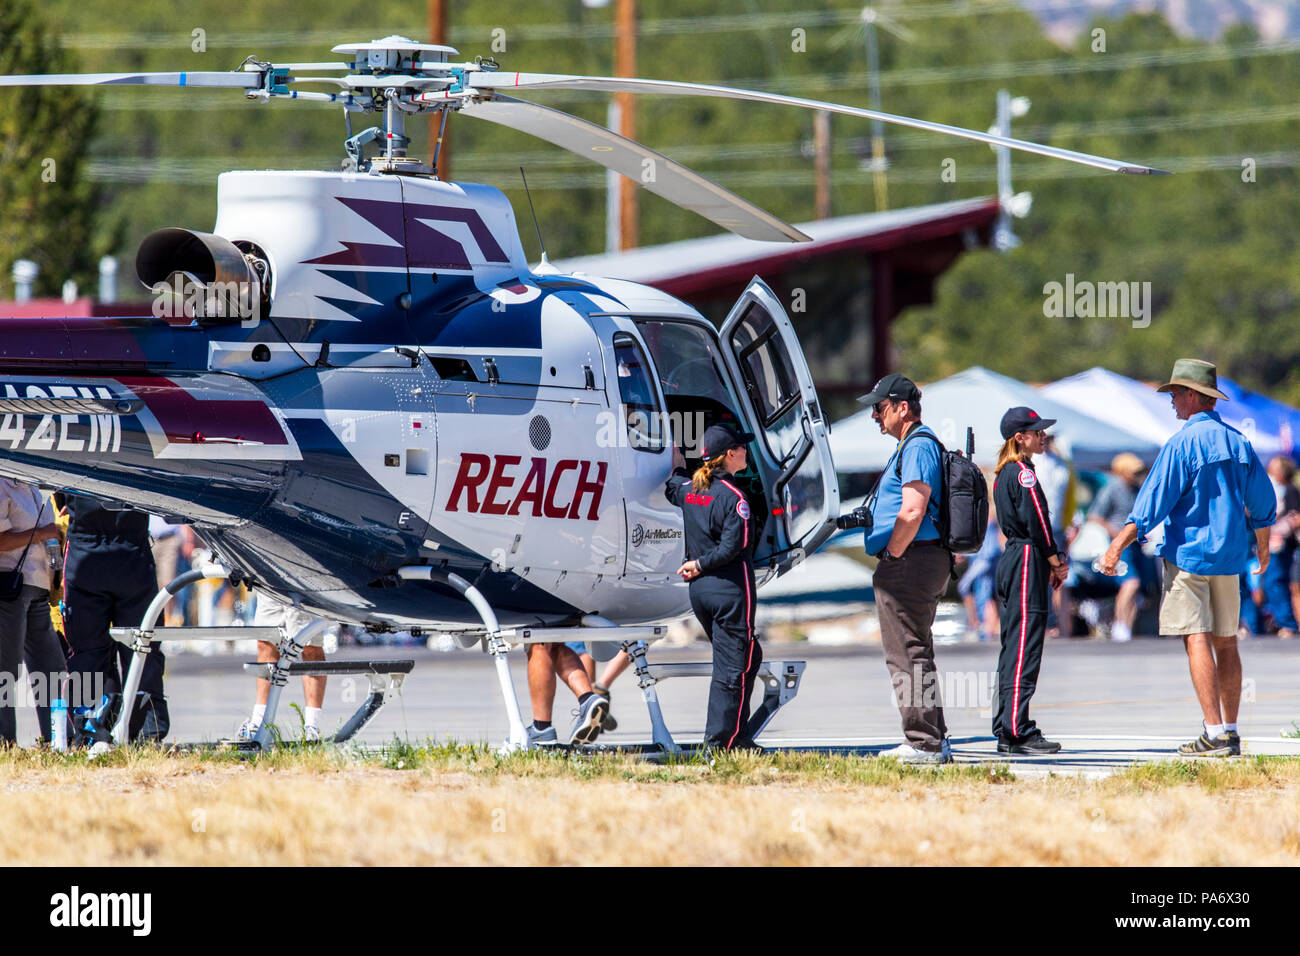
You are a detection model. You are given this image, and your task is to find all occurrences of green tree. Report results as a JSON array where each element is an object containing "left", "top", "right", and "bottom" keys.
[{"left": 0, "top": 0, "right": 118, "bottom": 298}]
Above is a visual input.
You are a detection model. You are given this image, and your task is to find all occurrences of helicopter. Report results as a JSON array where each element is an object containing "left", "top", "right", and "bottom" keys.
[{"left": 0, "top": 36, "right": 1164, "bottom": 747}]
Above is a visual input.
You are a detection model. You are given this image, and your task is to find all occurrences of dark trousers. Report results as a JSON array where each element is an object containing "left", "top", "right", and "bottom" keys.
[
  {"left": 0, "top": 584, "right": 68, "bottom": 744},
  {"left": 995, "top": 540, "right": 1050, "bottom": 742},
  {"left": 690, "top": 573, "right": 762, "bottom": 749},
  {"left": 1262, "top": 544, "right": 1297, "bottom": 631},
  {"left": 873, "top": 543, "right": 952, "bottom": 751},
  {"left": 64, "top": 542, "right": 169, "bottom": 740}
]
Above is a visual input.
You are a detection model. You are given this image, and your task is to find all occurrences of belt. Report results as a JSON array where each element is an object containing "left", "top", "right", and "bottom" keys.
[{"left": 1005, "top": 537, "right": 1050, "bottom": 551}]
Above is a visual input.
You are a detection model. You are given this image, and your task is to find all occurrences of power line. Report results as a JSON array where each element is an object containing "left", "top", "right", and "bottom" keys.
[
  {"left": 59, "top": 3, "right": 1089, "bottom": 50},
  {"left": 86, "top": 100, "right": 1300, "bottom": 180},
  {"left": 85, "top": 150, "right": 1298, "bottom": 186},
  {"left": 84, "top": 34, "right": 1300, "bottom": 119}
]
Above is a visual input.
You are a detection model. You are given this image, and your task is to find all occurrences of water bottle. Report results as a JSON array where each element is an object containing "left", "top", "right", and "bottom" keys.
[
  {"left": 1091, "top": 557, "right": 1128, "bottom": 577},
  {"left": 52, "top": 697, "right": 68, "bottom": 751},
  {"left": 45, "top": 538, "right": 62, "bottom": 591}
]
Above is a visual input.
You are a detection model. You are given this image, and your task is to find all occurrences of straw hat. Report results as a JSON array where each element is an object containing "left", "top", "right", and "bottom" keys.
[{"left": 1110, "top": 452, "right": 1147, "bottom": 478}]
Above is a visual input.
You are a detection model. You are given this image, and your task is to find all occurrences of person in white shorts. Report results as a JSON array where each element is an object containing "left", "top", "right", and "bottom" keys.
[
  {"left": 1101, "top": 360, "right": 1276, "bottom": 757},
  {"left": 240, "top": 595, "right": 335, "bottom": 742}
]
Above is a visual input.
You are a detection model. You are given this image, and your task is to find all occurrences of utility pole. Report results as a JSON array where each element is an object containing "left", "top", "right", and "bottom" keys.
[
  {"left": 814, "top": 111, "right": 832, "bottom": 220},
  {"left": 615, "top": 0, "right": 638, "bottom": 251},
  {"left": 430, "top": 0, "right": 450, "bottom": 180},
  {"left": 863, "top": 8, "right": 888, "bottom": 211}
]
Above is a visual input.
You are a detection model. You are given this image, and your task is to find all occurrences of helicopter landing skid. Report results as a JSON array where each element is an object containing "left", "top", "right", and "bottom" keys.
[
  {"left": 240, "top": 659, "right": 414, "bottom": 745},
  {"left": 109, "top": 564, "right": 414, "bottom": 750},
  {"left": 613, "top": 648, "right": 806, "bottom": 754},
  {"left": 396, "top": 567, "right": 671, "bottom": 752}
]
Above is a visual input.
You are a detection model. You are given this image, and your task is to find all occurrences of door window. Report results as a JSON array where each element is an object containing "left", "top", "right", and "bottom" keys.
[
  {"left": 730, "top": 303, "right": 804, "bottom": 464},
  {"left": 719, "top": 278, "right": 840, "bottom": 566},
  {"left": 612, "top": 333, "right": 665, "bottom": 453}
]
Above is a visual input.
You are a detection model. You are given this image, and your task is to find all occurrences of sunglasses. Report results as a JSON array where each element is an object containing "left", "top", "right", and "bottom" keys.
[{"left": 872, "top": 399, "right": 893, "bottom": 415}]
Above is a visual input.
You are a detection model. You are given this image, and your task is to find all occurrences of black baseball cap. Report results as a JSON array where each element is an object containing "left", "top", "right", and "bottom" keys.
[
  {"left": 1000, "top": 406, "right": 1057, "bottom": 440},
  {"left": 699, "top": 423, "right": 755, "bottom": 458},
  {"left": 857, "top": 373, "right": 921, "bottom": 407}
]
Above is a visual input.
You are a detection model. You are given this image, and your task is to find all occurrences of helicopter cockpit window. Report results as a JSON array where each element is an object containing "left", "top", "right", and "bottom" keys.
[
  {"left": 612, "top": 333, "right": 665, "bottom": 453},
  {"left": 634, "top": 319, "right": 749, "bottom": 455},
  {"left": 634, "top": 320, "right": 735, "bottom": 410}
]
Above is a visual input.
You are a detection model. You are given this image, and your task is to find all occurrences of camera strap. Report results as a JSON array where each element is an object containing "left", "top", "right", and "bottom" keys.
[
  {"left": 5, "top": 496, "right": 46, "bottom": 573},
  {"left": 863, "top": 433, "right": 912, "bottom": 512}
]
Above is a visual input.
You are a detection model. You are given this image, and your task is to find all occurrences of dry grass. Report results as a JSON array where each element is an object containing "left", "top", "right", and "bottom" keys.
[{"left": 1, "top": 744, "right": 1298, "bottom": 865}]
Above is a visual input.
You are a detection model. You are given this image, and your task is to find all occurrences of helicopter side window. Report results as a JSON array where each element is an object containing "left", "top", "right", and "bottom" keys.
[{"left": 612, "top": 333, "right": 665, "bottom": 453}]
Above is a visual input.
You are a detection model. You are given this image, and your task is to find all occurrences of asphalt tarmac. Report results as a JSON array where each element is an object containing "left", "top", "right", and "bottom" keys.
[{"left": 21, "top": 632, "right": 1297, "bottom": 777}]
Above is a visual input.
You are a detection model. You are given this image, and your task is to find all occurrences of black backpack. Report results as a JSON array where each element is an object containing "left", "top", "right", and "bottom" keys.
[{"left": 892, "top": 426, "right": 989, "bottom": 554}]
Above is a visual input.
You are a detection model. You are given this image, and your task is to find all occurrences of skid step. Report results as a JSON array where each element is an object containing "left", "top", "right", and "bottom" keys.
[
  {"left": 111, "top": 625, "right": 283, "bottom": 645},
  {"left": 614, "top": 641, "right": 805, "bottom": 755},
  {"left": 242, "top": 659, "right": 414, "bottom": 679}
]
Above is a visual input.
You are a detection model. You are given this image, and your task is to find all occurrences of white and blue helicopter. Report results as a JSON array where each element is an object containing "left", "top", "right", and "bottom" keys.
[{"left": 0, "top": 37, "right": 1164, "bottom": 749}]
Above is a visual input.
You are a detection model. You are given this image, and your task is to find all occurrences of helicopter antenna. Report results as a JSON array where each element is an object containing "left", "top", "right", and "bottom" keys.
[{"left": 519, "top": 166, "right": 548, "bottom": 265}]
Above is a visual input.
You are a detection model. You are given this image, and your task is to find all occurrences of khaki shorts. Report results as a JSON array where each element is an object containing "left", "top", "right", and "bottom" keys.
[
  {"left": 1158, "top": 560, "right": 1240, "bottom": 637},
  {"left": 253, "top": 597, "right": 331, "bottom": 647}
]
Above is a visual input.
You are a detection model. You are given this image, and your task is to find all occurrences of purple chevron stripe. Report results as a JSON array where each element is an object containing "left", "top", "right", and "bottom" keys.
[
  {"left": 303, "top": 241, "right": 406, "bottom": 268},
  {"left": 404, "top": 202, "right": 509, "bottom": 266}
]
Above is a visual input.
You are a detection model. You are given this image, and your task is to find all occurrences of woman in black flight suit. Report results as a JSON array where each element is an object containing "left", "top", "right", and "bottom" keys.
[
  {"left": 992, "top": 407, "right": 1069, "bottom": 755},
  {"left": 665, "top": 424, "right": 763, "bottom": 752}
]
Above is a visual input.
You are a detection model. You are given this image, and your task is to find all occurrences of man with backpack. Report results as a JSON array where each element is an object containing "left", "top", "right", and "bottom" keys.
[{"left": 856, "top": 373, "right": 954, "bottom": 764}]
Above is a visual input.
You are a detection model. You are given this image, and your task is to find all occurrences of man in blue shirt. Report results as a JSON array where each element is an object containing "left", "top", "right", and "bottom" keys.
[
  {"left": 1101, "top": 359, "right": 1276, "bottom": 757},
  {"left": 856, "top": 373, "right": 951, "bottom": 763}
]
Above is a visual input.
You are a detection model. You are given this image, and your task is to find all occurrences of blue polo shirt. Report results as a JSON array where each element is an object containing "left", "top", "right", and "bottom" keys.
[
  {"left": 865, "top": 423, "right": 942, "bottom": 556},
  {"left": 1126, "top": 410, "right": 1275, "bottom": 575}
]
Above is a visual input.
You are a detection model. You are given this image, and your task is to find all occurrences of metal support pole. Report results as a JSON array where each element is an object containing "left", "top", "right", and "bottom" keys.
[
  {"left": 385, "top": 94, "right": 405, "bottom": 161},
  {"left": 397, "top": 566, "right": 528, "bottom": 750},
  {"left": 253, "top": 617, "right": 331, "bottom": 748},
  {"left": 112, "top": 562, "right": 227, "bottom": 746},
  {"left": 624, "top": 640, "right": 679, "bottom": 754}
]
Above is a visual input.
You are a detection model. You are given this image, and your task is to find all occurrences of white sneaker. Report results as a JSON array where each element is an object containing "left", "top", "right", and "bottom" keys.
[
  {"left": 303, "top": 725, "right": 322, "bottom": 743},
  {"left": 1078, "top": 599, "right": 1101, "bottom": 629},
  {"left": 879, "top": 741, "right": 951, "bottom": 764},
  {"left": 237, "top": 719, "right": 260, "bottom": 741},
  {"left": 1111, "top": 621, "right": 1133, "bottom": 643},
  {"left": 88, "top": 740, "right": 113, "bottom": 759}
]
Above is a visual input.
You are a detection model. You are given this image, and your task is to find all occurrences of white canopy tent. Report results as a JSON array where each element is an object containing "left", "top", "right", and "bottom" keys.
[
  {"left": 828, "top": 366, "right": 1159, "bottom": 473},
  {"left": 1038, "top": 367, "right": 1179, "bottom": 446}
]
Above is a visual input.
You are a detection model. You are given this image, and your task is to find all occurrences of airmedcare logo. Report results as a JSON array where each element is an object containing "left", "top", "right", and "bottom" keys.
[{"left": 631, "top": 523, "right": 682, "bottom": 548}]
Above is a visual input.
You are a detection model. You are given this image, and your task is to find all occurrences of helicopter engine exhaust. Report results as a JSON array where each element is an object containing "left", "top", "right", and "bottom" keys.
[{"left": 136, "top": 227, "right": 268, "bottom": 325}]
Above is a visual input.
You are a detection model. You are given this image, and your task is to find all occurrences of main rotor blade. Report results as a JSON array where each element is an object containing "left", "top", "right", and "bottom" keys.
[
  {"left": 458, "top": 94, "right": 810, "bottom": 242},
  {"left": 469, "top": 72, "right": 1170, "bottom": 175},
  {"left": 0, "top": 71, "right": 260, "bottom": 89}
]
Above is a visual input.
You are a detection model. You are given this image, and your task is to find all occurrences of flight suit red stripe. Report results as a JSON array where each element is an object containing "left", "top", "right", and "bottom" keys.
[
  {"left": 717, "top": 478, "right": 754, "bottom": 749},
  {"left": 1013, "top": 543, "right": 1029, "bottom": 738},
  {"left": 1018, "top": 463, "right": 1055, "bottom": 550}
]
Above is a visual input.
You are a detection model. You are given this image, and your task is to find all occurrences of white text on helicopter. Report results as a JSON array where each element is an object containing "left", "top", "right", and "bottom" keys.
[{"left": 0, "top": 385, "right": 122, "bottom": 453}]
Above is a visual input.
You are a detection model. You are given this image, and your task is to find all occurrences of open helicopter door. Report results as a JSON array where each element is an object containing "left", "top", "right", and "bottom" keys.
[{"left": 717, "top": 278, "right": 839, "bottom": 576}]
